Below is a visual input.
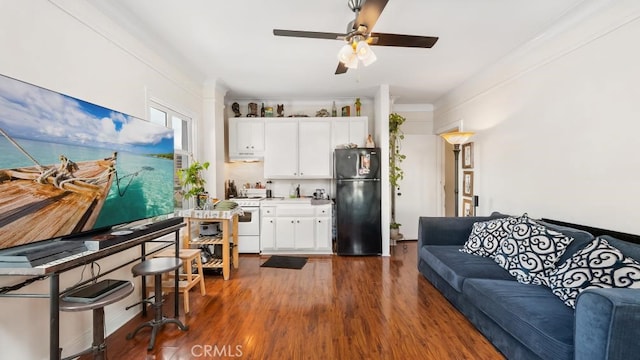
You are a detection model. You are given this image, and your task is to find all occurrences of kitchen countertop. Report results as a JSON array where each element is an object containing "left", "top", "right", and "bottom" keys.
[{"left": 261, "top": 197, "right": 333, "bottom": 205}]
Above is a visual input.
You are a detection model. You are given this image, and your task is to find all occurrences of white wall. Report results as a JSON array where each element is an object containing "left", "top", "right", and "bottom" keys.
[
  {"left": 0, "top": 1, "right": 203, "bottom": 358},
  {"left": 434, "top": 1, "right": 640, "bottom": 234},
  {"left": 391, "top": 105, "right": 439, "bottom": 239}
]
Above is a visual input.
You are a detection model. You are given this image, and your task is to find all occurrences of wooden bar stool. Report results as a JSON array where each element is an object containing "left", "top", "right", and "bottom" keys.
[
  {"left": 127, "top": 257, "right": 188, "bottom": 350},
  {"left": 153, "top": 248, "right": 206, "bottom": 314},
  {"left": 59, "top": 281, "right": 134, "bottom": 360}
]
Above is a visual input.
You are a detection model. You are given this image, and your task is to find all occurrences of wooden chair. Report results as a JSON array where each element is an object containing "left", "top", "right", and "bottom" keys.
[{"left": 152, "top": 248, "right": 206, "bottom": 314}]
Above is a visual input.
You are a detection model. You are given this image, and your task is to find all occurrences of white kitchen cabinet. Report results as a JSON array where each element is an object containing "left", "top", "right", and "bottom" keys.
[
  {"left": 259, "top": 201, "right": 332, "bottom": 254},
  {"left": 263, "top": 119, "right": 298, "bottom": 177},
  {"left": 331, "top": 116, "right": 368, "bottom": 149},
  {"left": 260, "top": 207, "right": 276, "bottom": 251},
  {"left": 264, "top": 118, "right": 332, "bottom": 179},
  {"left": 298, "top": 119, "right": 332, "bottom": 178},
  {"left": 228, "top": 118, "right": 265, "bottom": 161}
]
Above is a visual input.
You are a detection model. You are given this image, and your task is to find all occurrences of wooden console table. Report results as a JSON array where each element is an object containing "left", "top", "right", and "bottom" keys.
[
  {"left": 177, "top": 208, "right": 242, "bottom": 280},
  {"left": 0, "top": 218, "right": 184, "bottom": 360}
]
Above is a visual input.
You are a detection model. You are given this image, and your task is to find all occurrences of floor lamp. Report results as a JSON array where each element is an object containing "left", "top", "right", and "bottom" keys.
[{"left": 441, "top": 131, "right": 475, "bottom": 216}]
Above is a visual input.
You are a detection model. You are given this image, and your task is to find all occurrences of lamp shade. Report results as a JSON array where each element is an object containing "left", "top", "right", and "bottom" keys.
[
  {"left": 356, "top": 41, "right": 377, "bottom": 66},
  {"left": 337, "top": 44, "right": 359, "bottom": 69},
  {"left": 440, "top": 131, "right": 475, "bottom": 145}
]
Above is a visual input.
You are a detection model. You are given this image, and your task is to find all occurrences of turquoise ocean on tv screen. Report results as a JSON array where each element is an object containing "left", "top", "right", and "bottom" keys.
[{"left": 0, "top": 137, "right": 174, "bottom": 229}]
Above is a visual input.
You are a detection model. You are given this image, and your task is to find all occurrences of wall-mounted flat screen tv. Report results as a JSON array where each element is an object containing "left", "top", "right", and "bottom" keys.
[{"left": 0, "top": 74, "right": 175, "bottom": 251}]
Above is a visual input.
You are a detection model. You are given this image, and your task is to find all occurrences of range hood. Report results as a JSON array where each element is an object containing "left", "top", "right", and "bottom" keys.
[{"left": 228, "top": 153, "right": 263, "bottom": 162}]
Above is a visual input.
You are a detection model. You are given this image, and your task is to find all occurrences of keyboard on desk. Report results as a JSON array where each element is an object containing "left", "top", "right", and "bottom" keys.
[{"left": 35, "top": 249, "right": 97, "bottom": 268}]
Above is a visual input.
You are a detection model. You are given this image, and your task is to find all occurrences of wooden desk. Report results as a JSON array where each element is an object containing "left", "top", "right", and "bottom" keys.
[
  {"left": 178, "top": 208, "right": 242, "bottom": 280},
  {"left": 0, "top": 218, "right": 184, "bottom": 360}
]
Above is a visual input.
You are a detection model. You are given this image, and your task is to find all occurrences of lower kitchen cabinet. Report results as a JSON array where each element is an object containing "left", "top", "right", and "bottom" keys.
[{"left": 260, "top": 203, "right": 332, "bottom": 254}]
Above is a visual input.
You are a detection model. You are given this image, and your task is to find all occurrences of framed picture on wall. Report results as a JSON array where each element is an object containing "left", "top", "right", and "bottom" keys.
[
  {"left": 462, "top": 142, "right": 474, "bottom": 169},
  {"left": 463, "top": 198, "right": 474, "bottom": 217},
  {"left": 463, "top": 171, "right": 474, "bottom": 197}
]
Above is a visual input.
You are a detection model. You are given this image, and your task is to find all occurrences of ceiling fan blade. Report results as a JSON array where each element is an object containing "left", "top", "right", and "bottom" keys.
[
  {"left": 273, "top": 29, "right": 344, "bottom": 40},
  {"left": 370, "top": 33, "right": 439, "bottom": 48},
  {"left": 355, "top": 0, "right": 389, "bottom": 30},
  {"left": 335, "top": 62, "right": 349, "bottom": 75}
]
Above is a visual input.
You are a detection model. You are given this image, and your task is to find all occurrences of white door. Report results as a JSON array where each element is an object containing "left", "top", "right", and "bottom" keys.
[
  {"left": 315, "top": 217, "right": 331, "bottom": 250},
  {"left": 299, "top": 119, "right": 332, "bottom": 178},
  {"left": 237, "top": 120, "right": 264, "bottom": 153},
  {"left": 264, "top": 120, "right": 298, "bottom": 178},
  {"left": 395, "top": 134, "right": 439, "bottom": 240},
  {"left": 275, "top": 217, "right": 296, "bottom": 249},
  {"left": 294, "top": 218, "right": 315, "bottom": 249},
  {"left": 260, "top": 217, "right": 276, "bottom": 251}
]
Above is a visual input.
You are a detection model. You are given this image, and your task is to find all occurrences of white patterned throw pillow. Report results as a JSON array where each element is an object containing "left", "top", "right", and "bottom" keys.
[
  {"left": 460, "top": 217, "right": 520, "bottom": 258},
  {"left": 547, "top": 237, "right": 640, "bottom": 308},
  {"left": 494, "top": 216, "right": 574, "bottom": 285}
]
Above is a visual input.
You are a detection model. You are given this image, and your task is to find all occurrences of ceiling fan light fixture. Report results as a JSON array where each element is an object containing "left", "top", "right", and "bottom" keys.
[
  {"left": 338, "top": 44, "right": 359, "bottom": 69},
  {"left": 356, "top": 40, "right": 376, "bottom": 66}
]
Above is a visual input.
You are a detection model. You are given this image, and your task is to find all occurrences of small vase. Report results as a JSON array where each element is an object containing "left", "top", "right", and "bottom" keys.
[{"left": 196, "top": 193, "right": 208, "bottom": 210}]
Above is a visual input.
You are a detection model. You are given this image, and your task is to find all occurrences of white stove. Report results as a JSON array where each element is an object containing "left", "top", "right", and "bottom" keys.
[{"left": 229, "top": 196, "right": 264, "bottom": 253}]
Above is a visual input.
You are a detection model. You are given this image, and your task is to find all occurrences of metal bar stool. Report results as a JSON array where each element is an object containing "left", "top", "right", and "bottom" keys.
[
  {"left": 59, "top": 281, "right": 134, "bottom": 360},
  {"left": 127, "top": 257, "right": 188, "bottom": 350}
]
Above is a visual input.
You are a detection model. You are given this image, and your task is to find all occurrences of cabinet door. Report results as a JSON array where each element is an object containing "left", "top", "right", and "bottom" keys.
[
  {"left": 264, "top": 120, "right": 298, "bottom": 178},
  {"left": 298, "top": 119, "right": 332, "bottom": 178},
  {"left": 315, "top": 217, "right": 332, "bottom": 251},
  {"left": 295, "top": 218, "right": 316, "bottom": 249},
  {"left": 237, "top": 120, "right": 264, "bottom": 153},
  {"left": 349, "top": 117, "right": 368, "bottom": 147},
  {"left": 331, "top": 119, "right": 350, "bottom": 149},
  {"left": 260, "top": 217, "right": 276, "bottom": 251},
  {"left": 275, "top": 217, "right": 296, "bottom": 249}
]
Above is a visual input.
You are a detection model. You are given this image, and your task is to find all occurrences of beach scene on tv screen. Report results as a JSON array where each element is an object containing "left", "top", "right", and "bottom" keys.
[{"left": 0, "top": 74, "right": 175, "bottom": 249}]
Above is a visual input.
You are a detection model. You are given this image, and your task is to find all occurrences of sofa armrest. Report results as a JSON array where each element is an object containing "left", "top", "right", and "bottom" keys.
[
  {"left": 575, "top": 288, "right": 640, "bottom": 360},
  {"left": 417, "top": 215, "right": 503, "bottom": 248}
]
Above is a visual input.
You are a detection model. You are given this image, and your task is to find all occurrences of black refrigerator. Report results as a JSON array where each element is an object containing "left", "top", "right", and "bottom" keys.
[{"left": 334, "top": 148, "right": 382, "bottom": 255}]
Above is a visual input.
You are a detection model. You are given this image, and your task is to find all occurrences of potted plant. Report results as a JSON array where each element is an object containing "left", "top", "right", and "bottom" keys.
[
  {"left": 177, "top": 158, "right": 210, "bottom": 209},
  {"left": 389, "top": 113, "right": 406, "bottom": 240}
]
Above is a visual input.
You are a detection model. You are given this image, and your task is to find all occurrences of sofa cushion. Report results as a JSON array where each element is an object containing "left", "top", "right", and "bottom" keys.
[
  {"left": 547, "top": 237, "right": 640, "bottom": 308},
  {"left": 421, "top": 245, "right": 515, "bottom": 292},
  {"left": 460, "top": 216, "right": 520, "bottom": 258},
  {"left": 494, "top": 216, "right": 574, "bottom": 285},
  {"left": 537, "top": 220, "right": 595, "bottom": 264},
  {"left": 463, "top": 278, "right": 574, "bottom": 360}
]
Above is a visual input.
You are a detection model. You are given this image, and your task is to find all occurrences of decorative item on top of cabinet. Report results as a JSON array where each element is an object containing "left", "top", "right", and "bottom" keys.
[
  {"left": 341, "top": 105, "right": 350, "bottom": 117},
  {"left": 265, "top": 106, "right": 274, "bottom": 117},
  {"left": 260, "top": 103, "right": 265, "bottom": 117},
  {"left": 365, "top": 134, "right": 375, "bottom": 148},
  {"left": 232, "top": 102, "right": 241, "bottom": 117},
  {"left": 355, "top": 98, "right": 362, "bottom": 116},
  {"left": 277, "top": 104, "right": 284, "bottom": 117},
  {"left": 331, "top": 101, "right": 337, "bottom": 117},
  {"left": 316, "top": 109, "right": 330, "bottom": 117},
  {"left": 247, "top": 103, "right": 258, "bottom": 117}
]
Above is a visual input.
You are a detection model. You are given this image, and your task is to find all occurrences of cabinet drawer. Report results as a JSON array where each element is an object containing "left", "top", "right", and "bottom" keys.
[
  {"left": 315, "top": 207, "right": 331, "bottom": 216},
  {"left": 261, "top": 207, "right": 276, "bottom": 216},
  {"left": 276, "top": 207, "right": 315, "bottom": 217}
]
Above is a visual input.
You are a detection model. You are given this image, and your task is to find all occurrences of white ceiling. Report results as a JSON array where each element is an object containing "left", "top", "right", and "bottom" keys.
[{"left": 90, "top": 0, "right": 586, "bottom": 104}]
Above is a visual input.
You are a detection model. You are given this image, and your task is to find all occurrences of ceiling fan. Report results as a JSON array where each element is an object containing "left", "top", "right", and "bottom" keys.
[{"left": 273, "top": 0, "right": 439, "bottom": 75}]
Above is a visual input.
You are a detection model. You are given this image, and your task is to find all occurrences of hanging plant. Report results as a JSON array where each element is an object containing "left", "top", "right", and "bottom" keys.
[
  {"left": 389, "top": 113, "right": 406, "bottom": 191},
  {"left": 389, "top": 112, "right": 406, "bottom": 232}
]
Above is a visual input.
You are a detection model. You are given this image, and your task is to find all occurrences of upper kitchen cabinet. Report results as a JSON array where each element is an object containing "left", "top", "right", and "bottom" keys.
[
  {"left": 228, "top": 118, "right": 265, "bottom": 161},
  {"left": 331, "top": 116, "right": 368, "bottom": 149},
  {"left": 264, "top": 118, "right": 332, "bottom": 179}
]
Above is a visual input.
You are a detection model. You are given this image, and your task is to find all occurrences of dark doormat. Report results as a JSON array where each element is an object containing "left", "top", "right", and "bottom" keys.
[{"left": 260, "top": 255, "right": 308, "bottom": 270}]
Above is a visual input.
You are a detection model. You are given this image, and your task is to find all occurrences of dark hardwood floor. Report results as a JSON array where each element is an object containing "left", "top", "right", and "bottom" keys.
[{"left": 96, "top": 242, "right": 504, "bottom": 359}]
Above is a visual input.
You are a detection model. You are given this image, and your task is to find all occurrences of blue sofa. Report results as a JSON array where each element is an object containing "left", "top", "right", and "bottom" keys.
[{"left": 417, "top": 215, "right": 640, "bottom": 360}]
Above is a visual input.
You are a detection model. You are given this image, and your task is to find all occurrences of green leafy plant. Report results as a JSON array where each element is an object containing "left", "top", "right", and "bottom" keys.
[
  {"left": 390, "top": 222, "right": 402, "bottom": 230},
  {"left": 389, "top": 113, "right": 406, "bottom": 190},
  {"left": 177, "top": 159, "right": 210, "bottom": 200}
]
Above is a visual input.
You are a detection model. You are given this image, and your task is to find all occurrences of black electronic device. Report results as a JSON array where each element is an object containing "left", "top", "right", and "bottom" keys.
[{"left": 62, "top": 279, "right": 130, "bottom": 303}]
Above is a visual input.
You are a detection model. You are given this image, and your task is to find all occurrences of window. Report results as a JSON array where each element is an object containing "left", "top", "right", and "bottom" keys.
[{"left": 149, "top": 102, "right": 192, "bottom": 210}]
